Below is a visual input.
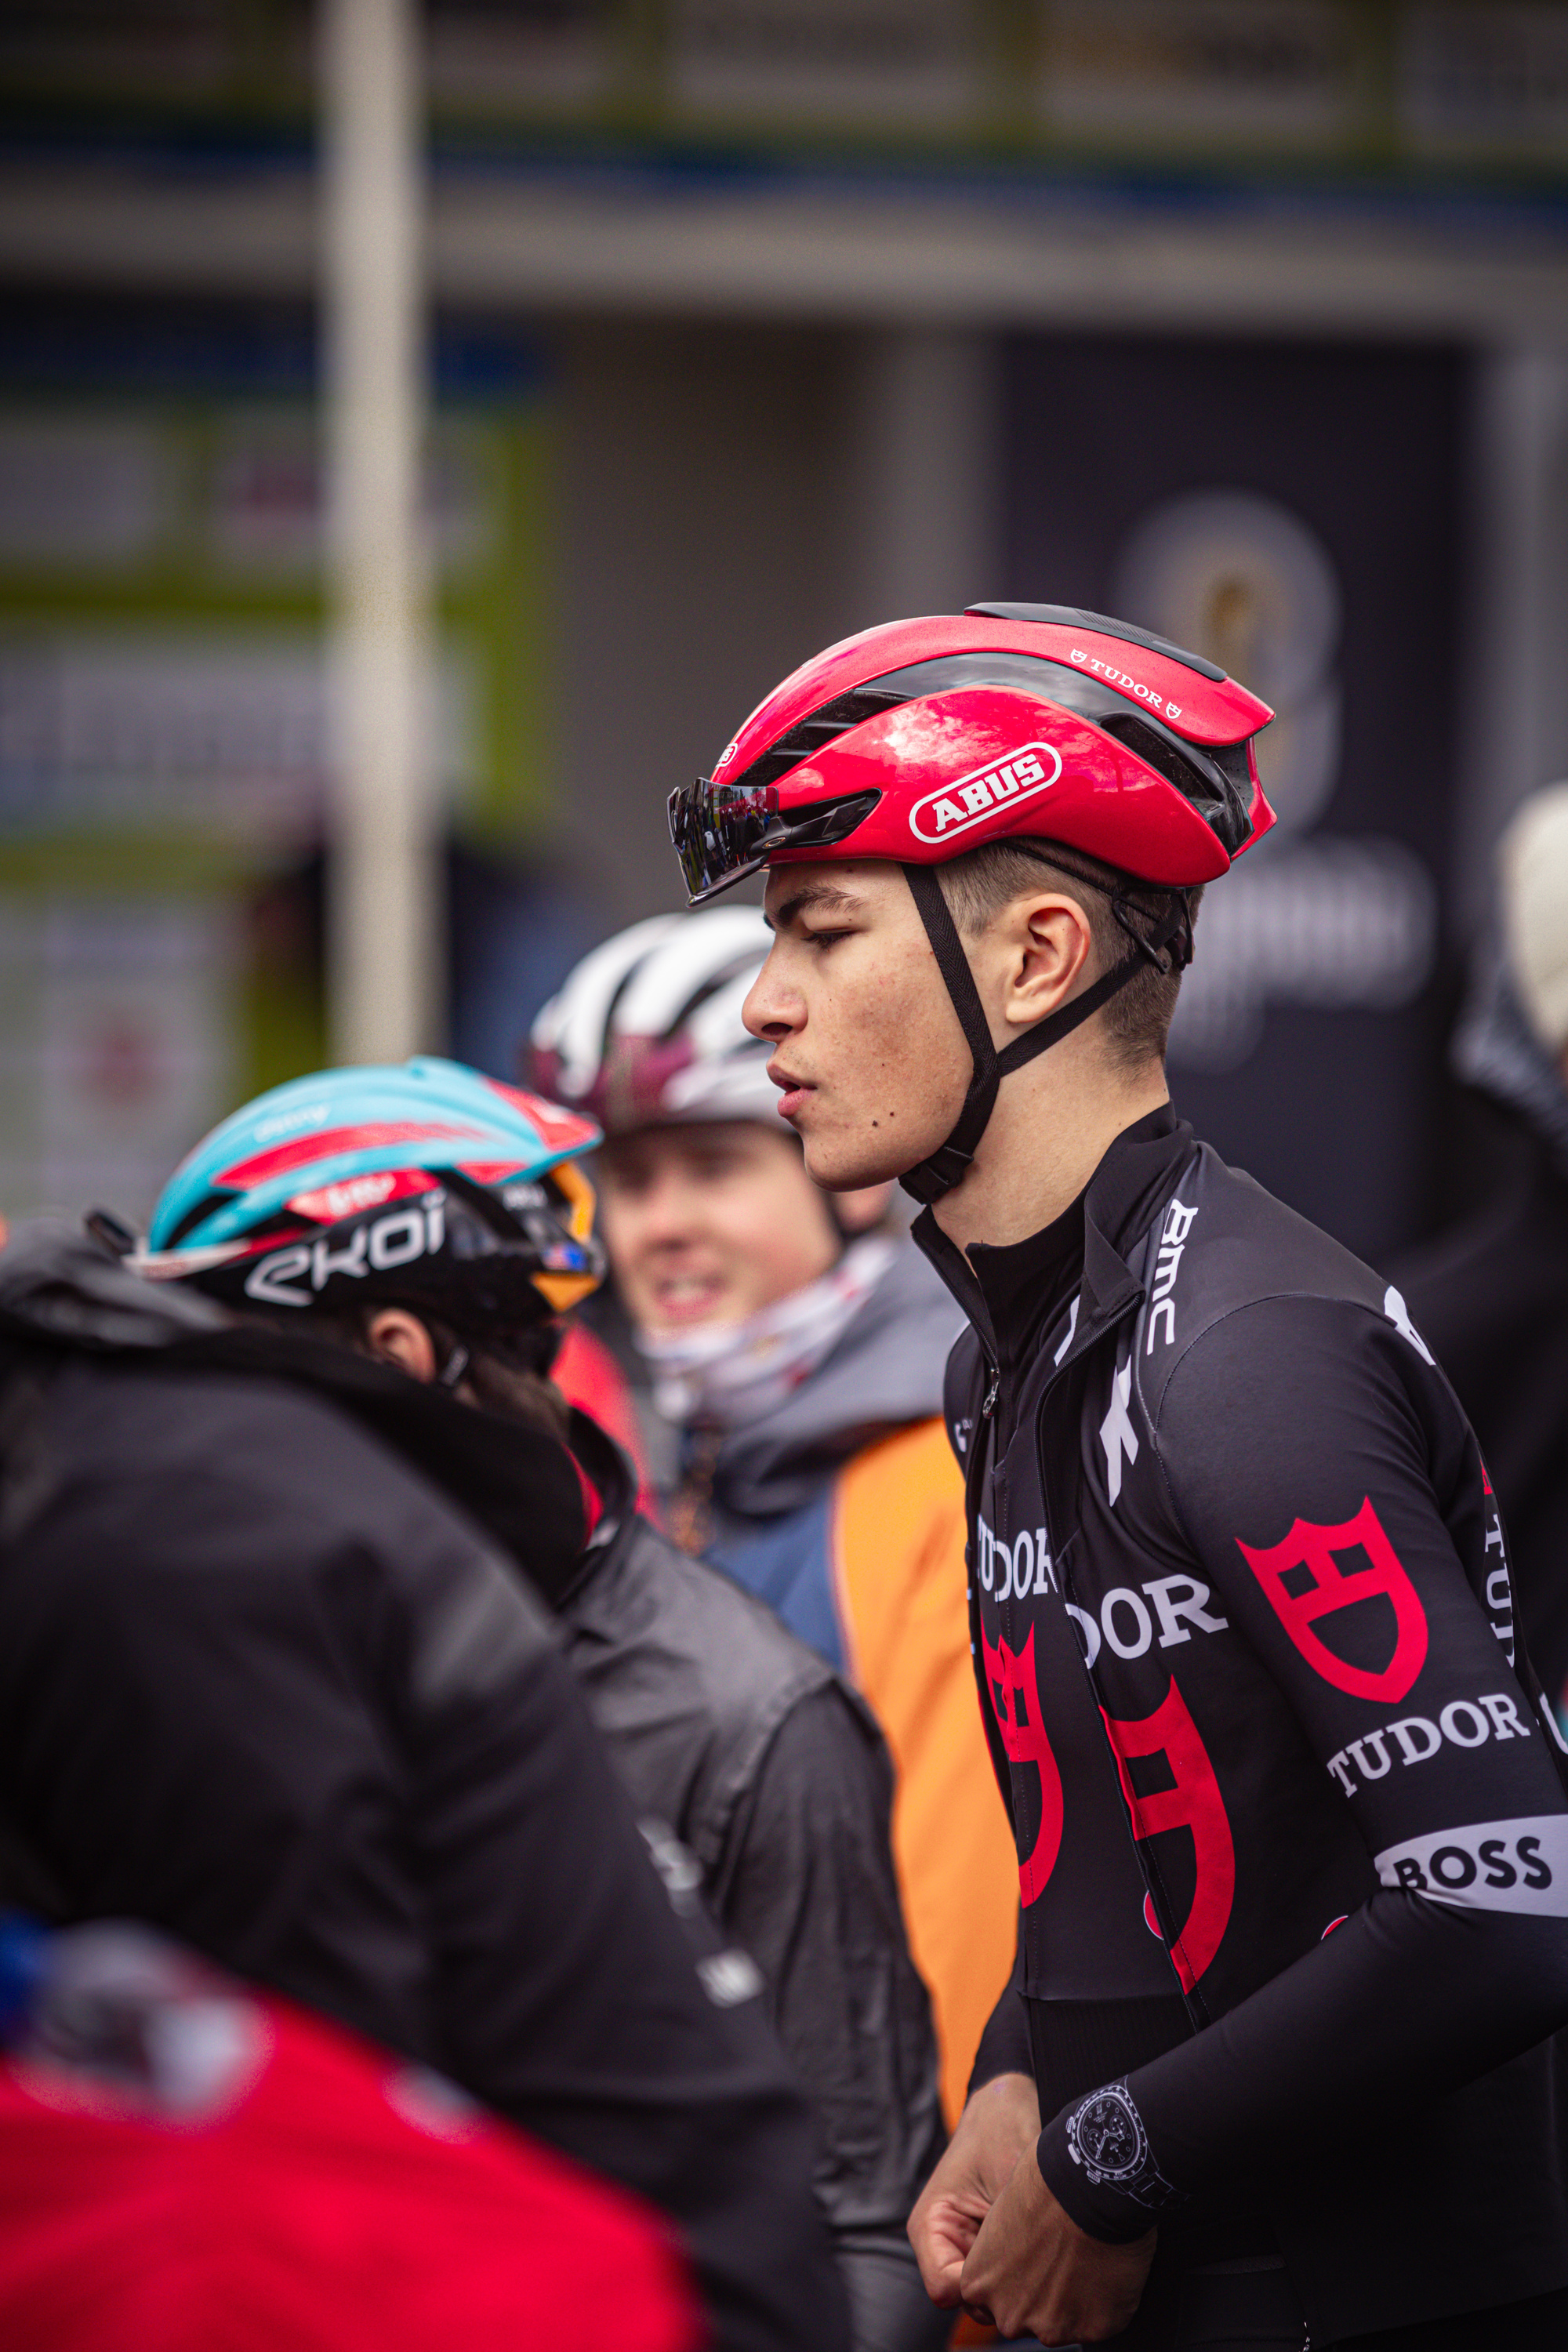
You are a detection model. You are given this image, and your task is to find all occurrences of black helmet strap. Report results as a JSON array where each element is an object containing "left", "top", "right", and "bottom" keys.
[{"left": 897, "top": 858, "right": 1193, "bottom": 1207}]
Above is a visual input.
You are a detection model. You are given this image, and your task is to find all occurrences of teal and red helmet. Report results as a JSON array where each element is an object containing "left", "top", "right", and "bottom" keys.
[{"left": 136, "top": 1058, "right": 605, "bottom": 1333}]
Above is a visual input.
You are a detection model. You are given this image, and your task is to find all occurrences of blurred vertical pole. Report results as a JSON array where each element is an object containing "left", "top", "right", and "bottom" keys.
[{"left": 321, "top": 0, "right": 441, "bottom": 1065}]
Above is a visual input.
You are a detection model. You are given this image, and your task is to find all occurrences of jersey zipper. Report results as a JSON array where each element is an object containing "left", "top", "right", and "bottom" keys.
[{"left": 1032, "top": 1295, "right": 1214, "bottom": 2035}]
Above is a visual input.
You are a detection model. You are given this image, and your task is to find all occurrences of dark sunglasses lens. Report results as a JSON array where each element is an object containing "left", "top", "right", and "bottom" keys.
[
  {"left": 668, "top": 782, "right": 711, "bottom": 897},
  {"left": 669, "top": 779, "right": 773, "bottom": 898}
]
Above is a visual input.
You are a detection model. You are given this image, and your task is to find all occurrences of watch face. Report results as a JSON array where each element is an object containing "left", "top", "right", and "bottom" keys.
[{"left": 1075, "top": 2087, "right": 1145, "bottom": 2180}]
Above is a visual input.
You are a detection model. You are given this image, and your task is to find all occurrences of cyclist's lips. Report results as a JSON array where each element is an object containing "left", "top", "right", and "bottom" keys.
[{"left": 767, "top": 1062, "right": 815, "bottom": 1121}]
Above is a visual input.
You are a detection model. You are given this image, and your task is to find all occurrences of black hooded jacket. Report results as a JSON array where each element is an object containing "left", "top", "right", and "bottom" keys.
[
  {"left": 919, "top": 1107, "right": 1568, "bottom": 2344},
  {"left": 67, "top": 1306, "right": 946, "bottom": 2328},
  {"left": 1393, "top": 964, "right": 1568, "bottom": 1714},
  {"left": 0, "top": 1231, "right": 848, "bottom": 2352}
]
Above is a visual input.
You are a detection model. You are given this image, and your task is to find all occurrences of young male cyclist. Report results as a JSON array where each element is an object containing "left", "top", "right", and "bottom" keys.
[
  {"left": 127, "top": 1057, "right": 946, "bottom": 2352},
  {"left": 670, "top": 603, "right": 1568, "bottom": 2350},
  {"left": 531, "top": 908, "right": 1018, "bottom": 2126}
]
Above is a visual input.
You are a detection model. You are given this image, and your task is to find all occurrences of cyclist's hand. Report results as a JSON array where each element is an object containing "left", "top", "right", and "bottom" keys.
[
  {"left": 957, "top": 2149, "right": 1156, "bottom": 2345},
  {"left": 907, "top": 2071, "right": 1040, "bottom": 2307}
]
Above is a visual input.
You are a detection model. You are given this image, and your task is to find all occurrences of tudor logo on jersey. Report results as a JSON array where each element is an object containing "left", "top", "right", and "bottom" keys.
[
  {"left": 1103, "top": 1679, "right": 1236, "bottom": 1993},
  {"left": 1236, "top": 1497, "right": 1429, "bottom": 1704},
  {"left": 981, "top": 1622, "right": 1065, "bottom": 1904}
]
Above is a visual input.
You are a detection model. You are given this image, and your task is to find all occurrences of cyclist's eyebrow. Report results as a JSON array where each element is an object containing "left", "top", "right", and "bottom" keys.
[{"left": 764, "top": 883, "right": 864, "bottom": 932}]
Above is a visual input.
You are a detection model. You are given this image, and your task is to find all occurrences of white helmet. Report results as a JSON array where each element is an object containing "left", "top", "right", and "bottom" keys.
[{"left": 529, "top": 907, "right": 777, "bottom": 1134}]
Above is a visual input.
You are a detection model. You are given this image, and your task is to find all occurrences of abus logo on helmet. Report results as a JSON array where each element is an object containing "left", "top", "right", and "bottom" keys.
[{"left": 908, "top": 742, "right": 1062, "bottom": 844}]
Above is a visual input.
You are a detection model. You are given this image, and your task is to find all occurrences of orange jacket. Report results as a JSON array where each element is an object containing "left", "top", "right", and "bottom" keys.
[{"left": 830, "top": 1417, "right": 1018, "bottom": 2126}]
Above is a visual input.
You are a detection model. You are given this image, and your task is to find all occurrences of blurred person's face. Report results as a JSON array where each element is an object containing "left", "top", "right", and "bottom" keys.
[{"left": 595, "top": 1121, "right": 850, "bottom": 1332}]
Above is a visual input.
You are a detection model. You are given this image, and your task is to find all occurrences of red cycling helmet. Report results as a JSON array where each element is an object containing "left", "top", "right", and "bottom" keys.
[{"left": 668, "top": 603, "right": 1275, "bottom": 1203}]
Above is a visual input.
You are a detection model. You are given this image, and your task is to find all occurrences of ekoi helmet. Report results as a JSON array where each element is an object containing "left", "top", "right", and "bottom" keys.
[
  {"left": 132, "top": 1058, "right": 606, "bottom": 1345},
  {"left": 669, "top": 602, "right": 1276, "bottom": 1203}
]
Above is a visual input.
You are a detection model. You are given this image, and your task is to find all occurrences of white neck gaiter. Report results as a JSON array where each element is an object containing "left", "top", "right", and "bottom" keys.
[{"left": 637, "top": 1234, "right": 898, "bottom": 1432}]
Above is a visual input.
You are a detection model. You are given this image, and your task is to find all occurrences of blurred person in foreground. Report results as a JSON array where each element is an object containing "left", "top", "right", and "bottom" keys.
[
  {"left": 532, "top": 910, "right": 1018, "bottom": 2130},
  {"left": 0, "top": 1914, "right": 698, "bottom": 2352},
  {"left": 128, "top": 1058, "right": 946, "bottom": 2352},
  {"left": 0, "top": 1177, "right": 844, "bottom": 2352},
  {"left": 1393, "top": 782, "right": 1568, "bottom": 1724},
  {"left": 670, "top": 604, "right": 1568, "bottom": 2350}
]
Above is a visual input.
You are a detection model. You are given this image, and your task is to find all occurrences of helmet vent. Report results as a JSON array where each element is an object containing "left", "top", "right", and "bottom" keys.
[
  {"left": 1095, "top": 712, "right": 1251, "bottom": 854},
  {"left": 731, "top": 686, "right": 908, "bottom": 795},
  {"left": 662, "top": 955, "right": 769, "bottom": 1040},
  {"left": 162, "top": 1190, "right": 229, "bottom": 1250}
]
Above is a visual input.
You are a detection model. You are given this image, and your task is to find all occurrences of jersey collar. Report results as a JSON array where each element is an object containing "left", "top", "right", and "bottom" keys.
[{"left": 913, "top": 1104, "right": 1193, "bottom": 1370}]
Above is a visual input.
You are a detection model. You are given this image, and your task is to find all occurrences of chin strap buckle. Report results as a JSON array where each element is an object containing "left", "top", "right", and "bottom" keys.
[{"left": 898, "top": 1140, "right": 976, "bottom": 1206}]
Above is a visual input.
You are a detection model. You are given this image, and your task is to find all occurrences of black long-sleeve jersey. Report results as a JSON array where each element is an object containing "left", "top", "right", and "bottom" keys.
[{"left": 918, "top": 1106, "right": 1568, "bottom": 2346}]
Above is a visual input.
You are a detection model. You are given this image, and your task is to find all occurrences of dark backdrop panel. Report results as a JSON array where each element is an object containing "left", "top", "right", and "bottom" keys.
[{"left": 1002, "top": 332, "right": 1469, "bottom": 1266}]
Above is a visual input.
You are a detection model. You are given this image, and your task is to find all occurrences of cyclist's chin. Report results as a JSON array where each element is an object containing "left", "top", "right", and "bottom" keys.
[{"left": 802, "top": 1122, "right": 918, "bottom": 1196}]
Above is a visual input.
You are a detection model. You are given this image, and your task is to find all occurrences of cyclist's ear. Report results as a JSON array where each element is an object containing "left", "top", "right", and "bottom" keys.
[{"left": 363, "top": 1307, "right": 439, "bottom": 1385}]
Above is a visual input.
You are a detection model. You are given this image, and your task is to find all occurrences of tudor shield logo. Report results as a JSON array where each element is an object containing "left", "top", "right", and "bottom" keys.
[
  {"left": 908, "top": 742, "right": 1063, "bottom": 844},
  {"left": 1236, "top": 1496, "right": 1428, "bottom": 1704},
  {"left": 1102, "top": 1679, "right": 1235, "bottom": 1993},
  {"left": 980, "top": 1621, "right": 1065, "bottom": 1906}
]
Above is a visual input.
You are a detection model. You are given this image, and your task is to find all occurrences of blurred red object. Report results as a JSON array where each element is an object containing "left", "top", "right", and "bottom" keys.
[
  {"left": 555, "top": 1319, "right": 661, "bottom": 1525},
  {"left": 0, "top": 1980, "right": 698, "bottom": 2352}
]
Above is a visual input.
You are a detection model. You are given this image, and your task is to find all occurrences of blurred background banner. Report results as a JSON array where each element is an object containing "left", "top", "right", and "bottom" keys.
[
  {"left": 1002, "top": 332, "right": 1460, "bottom": 1260},
  {"left": 0, "top": 293, "right": 568, "bottom": 1219},
  {"left": 0, "top": 0, "right": 1564, "bottom": 1254}
]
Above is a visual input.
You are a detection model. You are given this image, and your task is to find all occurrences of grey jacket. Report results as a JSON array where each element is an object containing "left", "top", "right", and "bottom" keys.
[{"left": 557, "top": 1413, "right": 949, "bottom": 2352}]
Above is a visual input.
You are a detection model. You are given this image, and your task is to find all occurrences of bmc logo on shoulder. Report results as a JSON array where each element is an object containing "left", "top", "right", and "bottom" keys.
[{"left": 908, "top": 742, "right": 1063, "bottom": 844}]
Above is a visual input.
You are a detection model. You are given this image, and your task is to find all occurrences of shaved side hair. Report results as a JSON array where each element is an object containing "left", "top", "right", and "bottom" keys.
[{"left": 937, "top": 839, "right": 1203, "bottom": 1072}]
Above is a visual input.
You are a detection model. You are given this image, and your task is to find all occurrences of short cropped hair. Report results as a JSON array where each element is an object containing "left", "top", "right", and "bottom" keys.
[{"left": 936, "top": 839, "right": 1203, "bottom": 1072}]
